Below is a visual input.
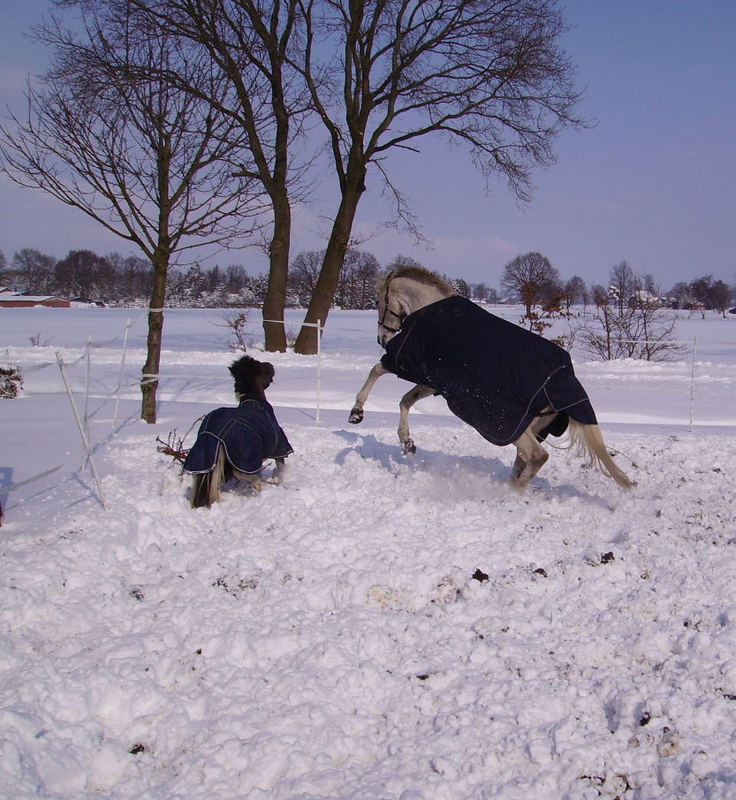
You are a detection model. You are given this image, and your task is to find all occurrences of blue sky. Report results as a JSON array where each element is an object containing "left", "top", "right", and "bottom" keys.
[{"left": 1, "top": 0, "right": 734, "bottom": 290}]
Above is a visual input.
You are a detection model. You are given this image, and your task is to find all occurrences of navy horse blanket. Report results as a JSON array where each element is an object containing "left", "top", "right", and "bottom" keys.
[
  {"left": 380, "top": 295, "right": 597, "bottom": 446},
  {"left": 183, "top": 397, "right": 293, "bottom": 475}
]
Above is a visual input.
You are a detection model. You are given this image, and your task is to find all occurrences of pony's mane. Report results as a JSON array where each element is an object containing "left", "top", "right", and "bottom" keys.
[{"left": 377, "top": 265, "right": 455, "bottom": 296}]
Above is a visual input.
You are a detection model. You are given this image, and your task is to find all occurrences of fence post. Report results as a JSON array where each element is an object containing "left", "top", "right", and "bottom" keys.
[
  {"left": 113, "top": 317, "right": 132, "bottom": 432},
  {"left": 316, "top": 319, "right": 321, "bottom": 422},
  {"left": 56, "top": 352, "right": 108, "bottom": 510},
  {"left": 263, "top": 316, "right": 323, "bottom": 420},
  {"left": 84, "top": 335, "right": 92, "bottom": 437},
  {"left": 689, "top": 336, "right": 698, "bottom": 432}
]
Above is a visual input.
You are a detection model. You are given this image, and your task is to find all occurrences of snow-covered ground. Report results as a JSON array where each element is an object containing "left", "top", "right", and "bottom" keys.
[{"left": 1, "top": 305, "right": 735, "bottom": 800}]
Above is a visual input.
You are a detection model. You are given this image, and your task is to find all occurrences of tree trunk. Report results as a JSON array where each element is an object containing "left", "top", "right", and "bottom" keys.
[
  {"left": 293, "top": 169, "right": 365, "bottom": 354},
  {"left": 140, "top": 250, "right": 168, "bottom": 423},
  {"left": 262, "top": 191, "right": 290, "bottom": 352}
]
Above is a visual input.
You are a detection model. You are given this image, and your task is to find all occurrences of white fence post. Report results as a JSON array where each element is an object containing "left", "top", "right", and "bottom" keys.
[
  {"left": 113, "top": 317, "right": 132, "bottom": 432},
  {"left": 689, "top": 336, "right": 698, "bottom": 433},
  {"left": 316, "top": 318, "right": 322, "bottom": 422},
  {"left": 84, "top": 335, "right": 92, "bottom": 437},
  {"left": 264, "top": 315, "right": 324, "bottom": 422},
  {"left": 56, "top": 352, "right": 108, "bottom": 510}
]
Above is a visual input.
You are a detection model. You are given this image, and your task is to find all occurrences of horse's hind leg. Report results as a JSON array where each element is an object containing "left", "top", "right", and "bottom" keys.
[
  {"left": 191, "top": 446, "right": 227, "bottom": 508},
  {"left": 398, "top": 384, "right": 434, "bottom": 455},
  {"left": 272, "top": 457, "right": 286, "bottom": 485},
  {"left": 510, "top": 427, "right": 550, "bottom": 490},
  {"left": 233, "top": 466, "right": 264, "bottom": 492},
  {"left": 191, "top": 474, "right": 212, "bottom": 508},
  {"left": 349, "top": 362, "right": 390, "bottom": 423}
]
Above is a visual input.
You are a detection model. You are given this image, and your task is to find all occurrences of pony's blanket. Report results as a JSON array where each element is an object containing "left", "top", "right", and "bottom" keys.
[
  {"left": 183, "top": 398, "right": 293, "bottom": 475},
  {"left": 380, "top": 295, "right": 597, "bottom": 446}
]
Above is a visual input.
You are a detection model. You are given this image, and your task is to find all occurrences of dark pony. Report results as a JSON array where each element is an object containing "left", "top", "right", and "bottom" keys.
[{"left": 184, "top": 356, "right": 293, "bottom": 508}]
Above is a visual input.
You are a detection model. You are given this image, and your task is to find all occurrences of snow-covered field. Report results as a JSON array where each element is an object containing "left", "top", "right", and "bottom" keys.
[{"left": 1, "top": 305, "right": 735, "bottom": 800}]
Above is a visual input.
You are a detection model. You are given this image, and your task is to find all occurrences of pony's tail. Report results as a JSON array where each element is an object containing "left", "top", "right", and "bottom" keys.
[
  {"left": 568, "top": 421, "right": 635, "bottom": 489},
  {"left": 191, "top": 446, "right": 227, "bottom": 508}
]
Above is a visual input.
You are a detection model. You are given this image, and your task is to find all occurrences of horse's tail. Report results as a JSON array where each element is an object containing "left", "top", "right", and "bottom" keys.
[
  {"left": 191, "top": 446, "right": 227, "bottom": 508},
  {"left": 568, "top": 420, "right": 635, "bottom": 488}
]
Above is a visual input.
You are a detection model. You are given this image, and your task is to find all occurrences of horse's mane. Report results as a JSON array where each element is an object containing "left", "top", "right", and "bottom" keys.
[{"left": 377, "top": 265, "right": 455, "bottom": 296}]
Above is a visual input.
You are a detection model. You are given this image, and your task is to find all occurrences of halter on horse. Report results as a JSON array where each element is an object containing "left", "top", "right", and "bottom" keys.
[
  {"left": 376, "top": 270, "right": 408, "bottom": 338},
  {"left": 350, "top": 266, "right": 633, "bottom": 490}
]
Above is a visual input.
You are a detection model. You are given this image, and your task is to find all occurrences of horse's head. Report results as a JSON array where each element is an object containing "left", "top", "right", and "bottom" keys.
[
  {"left": 229, "top": 355, "right": 275, "bottom": 399},
  {"left": 377, "top": 272, "right": 408, "bottom": 347},
  {"left": 377, "top": 267, "right": 455, "bottom": 347}
]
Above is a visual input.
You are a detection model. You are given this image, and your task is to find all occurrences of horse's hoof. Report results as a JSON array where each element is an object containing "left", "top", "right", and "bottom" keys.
[
  {"left": 509, "top": 476, "right": 528, "bottom": 493},
  {"left": 348, "top": 408, "right": 364, "bottom": 424},
  {"left": 402, "top": 439, "right": 416, "bottom": 456}
]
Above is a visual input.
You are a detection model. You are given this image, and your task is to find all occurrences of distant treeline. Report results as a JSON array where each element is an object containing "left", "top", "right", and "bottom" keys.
[
  {"left": 0, "top": 247, "right": 471, "bottom": 309},
  {"left": 0, "top": 246, "right": 733, "bottom": 312}
]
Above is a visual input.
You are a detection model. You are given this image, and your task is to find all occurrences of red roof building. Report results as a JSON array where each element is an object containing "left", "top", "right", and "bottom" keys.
[{"left": 0, "top": 292, "right": 70, "bottom": 308}]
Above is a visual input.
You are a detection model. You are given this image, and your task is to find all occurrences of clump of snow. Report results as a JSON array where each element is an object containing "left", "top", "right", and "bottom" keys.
[{"left": 1, "top": 307, "right": 735, "bottom": 799}]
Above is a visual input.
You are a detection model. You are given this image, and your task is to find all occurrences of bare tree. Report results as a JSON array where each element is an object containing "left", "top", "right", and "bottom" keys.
[
  {"left": 290, "top": 0, "right": 583, "bottom": 353},
  {"left": 0, "top": 4, "right": 262, "bottom": 421},
  {"left": 128, "top": 0, "right": 310, "bottom": 352},
  {"left": 501, "top": 252, "right": 561, "bottom": 315},
  {"left": 641, "top": 272, "right": 657, "bottom": 296},
  {"left": 501, "top": 252, "right": 563, "bottom": 336},
  {"left": 110, "top": 253, "right": 154, "bottom": 301},
  {"left": 53, "top": 249, "right": 111, "bottom": 298},
  {"left": 288, "top": 247, "right": 379, "bottom": 309},
  {"left": 561, "top": 275, "right": 588, "bottom": 312},
  {"left": 335, "top": 249, "right": 379, "bottom": 309},
  {"left": 447, "top": 277, "right": 471, "bottom": 299},
  {"left": 224, "top": 264, "right": 248, "bottom": 293},
  {"left": 117, "top": 2, "right": 582, "bottom": 353},
  {"left": 629, "top": 293, "right": 681, "bottom": 361},
  {"left": 710, "top": 279, "right": 732, "bottom": 317},
  {"left": 10, "top": 248, "right": 57, "bottom": 293},
  {"left": 688, "top": 274, "right": 713, "bottom": 307},
  {"left": 668, "top": 281, "right": 693, "bottom": 309},
  {"left": 609, "top": 260, "right": 637, "bottom": 315},
  {"left": 577, "top": 274, "right": 681, "bottom": 361},
  {"left": 288, "top": 250, "right": 324, "bottom": 306}
]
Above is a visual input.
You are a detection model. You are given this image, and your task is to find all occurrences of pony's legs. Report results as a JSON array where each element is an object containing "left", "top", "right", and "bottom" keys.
[
  {"left": 191, "top": 473, "right": 212, "bottom": 508},
  {"left": 398, "top": 384, "right": 434, "bottom": 455},
  {"left": 272, "top": 457, "right": 286, "bottom": 484},
  {"left": 349, "top": 362, "right": 433, "bottom": 455},
  {"left": 510, "top": 429, "right": 549, "bottom": 489},
  {"left": 349, "top": 362, "right": 390, "bottom": 423},
  {"left": 511, "top": 415, "right": 635, "bottom": 489},
  {"left": 233, "top": 467, "right": 264, "bottom": 492},
  {"left": 510, "top": 412, "right": 557, "bottom": 489},
  {"left": 234, "top": 458, "right": 286, "bottom": 486},
  {"left": 191, "top": 446, "right": 227, "bottom": 508}
]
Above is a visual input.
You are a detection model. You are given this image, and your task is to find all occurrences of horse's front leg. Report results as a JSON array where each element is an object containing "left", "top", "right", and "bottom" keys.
[
  {"left": 272, "top": 457, "right": 286, "bottom": 485},
  {"left": 349, "top": 362, "right": 390, "bottom": 423},
  {"left": 398, "top": 384, "right": 434, "bottom": 455},
  {"left": 510, "top": 424, "right": 551, "bottom": 490}
]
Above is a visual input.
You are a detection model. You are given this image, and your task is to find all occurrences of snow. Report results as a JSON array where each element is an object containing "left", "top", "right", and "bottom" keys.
[{"left": 1, "top": 305, "right": 736, "bottom": 799}]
